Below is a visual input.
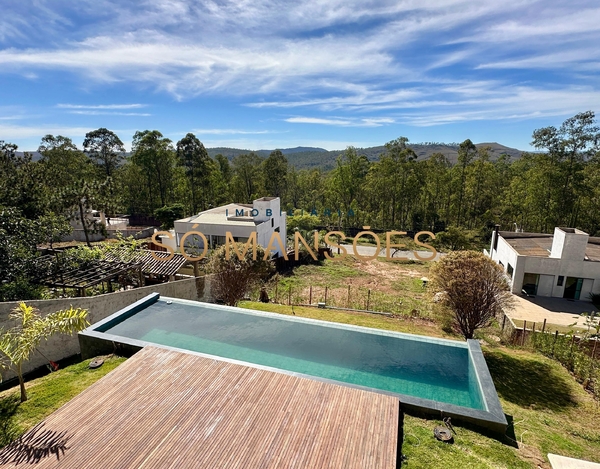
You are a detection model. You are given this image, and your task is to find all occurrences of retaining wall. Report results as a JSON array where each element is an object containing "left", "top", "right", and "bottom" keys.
[{"left": 0, "top": 276, "right": 211, "bottom": 381}]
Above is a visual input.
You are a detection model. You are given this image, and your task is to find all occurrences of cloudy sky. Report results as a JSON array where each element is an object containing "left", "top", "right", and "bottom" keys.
[{"left": 1, "top": 0, "right": 599, "bottom": 151}]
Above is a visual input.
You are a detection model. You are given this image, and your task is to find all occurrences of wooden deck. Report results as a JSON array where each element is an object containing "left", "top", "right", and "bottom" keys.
[{"left": 1, "top": 347, "right": 398, "bottom": 468}]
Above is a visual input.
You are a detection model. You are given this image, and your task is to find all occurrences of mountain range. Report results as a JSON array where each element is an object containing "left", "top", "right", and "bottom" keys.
[
  {"left": 16, "top": 142, "right": 525, "bottom": 171},
  {"left": 207, "top": 142, "right": 525, "bottom": 170}
]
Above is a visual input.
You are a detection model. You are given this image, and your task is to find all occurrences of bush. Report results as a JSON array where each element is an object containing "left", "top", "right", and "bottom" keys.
[
  {"left": 154, "top": 204, "right": 185, "bottom": 230},
  {"left": 531, "top": 332, "right": 598, "bottom": 397},
  {"left": 430, "top": 250, "right": 513, "bottom": 339},
  {"left": 209, "top": 243, "right": 273, "bottom": 306}
]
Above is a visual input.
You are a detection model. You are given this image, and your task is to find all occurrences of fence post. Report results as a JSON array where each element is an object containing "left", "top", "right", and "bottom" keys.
[
  {"left": 522, "top": 320, "right": 527, "bottom": 346},
  {"left": 501, "top": 314, "right": 506, "bottom": 331},
  {"left": 532, "top": 322, "right": 536, "bottom": 334},
  {"left": 309, "top": 285, "right": 312, "bottom": 305},
  {"left": 592, "top": 338, "right": 598, "bottom": 359},
  {"left": 541, "top": 318, "right": 547, "bottom": 334},
  {"left": 288, "top": 286, "right": 291, "bottom": 306},
  {"left": 324, "top": 286, "right": 328, "bottom": 305},
  {"left": 552, "top": 330, "right": 559, "bottom": 356},
  {"left": 275, "top": 277, "right": 278, "bottom": 303},
  {"left": 347, "top": 285, "right": 351, "bottom": 308},
  {"left": 366, "top": 289, "right": 371, "bottom": 311}
]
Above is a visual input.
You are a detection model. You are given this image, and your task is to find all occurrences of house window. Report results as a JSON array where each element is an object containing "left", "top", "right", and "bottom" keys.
[
  {"left": 507, "top": 263, "right": 514, "bottom": 277},
  {"left": 557, "top": 275, "right": 564, "bottom": 286}
]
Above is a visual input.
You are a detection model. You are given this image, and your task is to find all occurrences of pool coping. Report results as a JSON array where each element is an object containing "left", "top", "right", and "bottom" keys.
[{"left": 79, "top": 293, "right": 508, "bottom": 434}]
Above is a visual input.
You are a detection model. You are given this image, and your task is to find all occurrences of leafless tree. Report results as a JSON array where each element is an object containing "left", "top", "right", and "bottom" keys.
[{"left": 209, "top": 243, "right": 273, "bottom": 306}]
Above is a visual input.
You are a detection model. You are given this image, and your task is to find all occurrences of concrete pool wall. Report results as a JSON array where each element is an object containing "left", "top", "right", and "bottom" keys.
[{"left": 79, "top": 293, "right": 508, "bottom": 434}]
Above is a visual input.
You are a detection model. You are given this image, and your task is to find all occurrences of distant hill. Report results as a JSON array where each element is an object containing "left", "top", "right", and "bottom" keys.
[
  {"left": 206, "top": 142, "right": 524, "bottom": 170},
  {"left": 17, "top": 142, "right": 525, "bottom": 170},
  {"left": 206, "top": 146, "right": 327, "bottom": 159}
]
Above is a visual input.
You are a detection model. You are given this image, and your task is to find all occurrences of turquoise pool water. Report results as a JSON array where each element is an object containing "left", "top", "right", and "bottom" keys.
[{"left": 103, "top": 300, "right": 485, "bottom": 410}]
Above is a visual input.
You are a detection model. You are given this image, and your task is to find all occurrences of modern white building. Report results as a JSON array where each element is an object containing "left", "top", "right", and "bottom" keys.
[
  {"left": 160, "top": 197, "right": 287, "bottom": 258},
  {"left": 486, "top": 226, "right": 600, "bottom": 300}
]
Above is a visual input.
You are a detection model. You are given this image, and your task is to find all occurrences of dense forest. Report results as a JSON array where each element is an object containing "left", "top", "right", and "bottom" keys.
[{"left": 1, "top": 111, "right": 599, "bottom": 299}]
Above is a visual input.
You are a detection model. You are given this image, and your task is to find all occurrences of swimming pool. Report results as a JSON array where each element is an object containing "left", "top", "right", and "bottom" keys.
[{"left": 79, "top": 293, "right": 507, "bottom": 432}]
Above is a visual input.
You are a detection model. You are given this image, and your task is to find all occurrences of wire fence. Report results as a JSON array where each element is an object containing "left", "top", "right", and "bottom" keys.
[{"left": 251, "top": 280, "right": 425, "bottom": 317}]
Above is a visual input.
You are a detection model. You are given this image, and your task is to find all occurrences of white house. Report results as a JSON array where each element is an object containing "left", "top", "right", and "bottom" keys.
[
  {"left": 161, "top": 197, "right": 287, "bottom": 258},
  {"left": 486, "top": 226, "right": 600, "bottom": 300}
]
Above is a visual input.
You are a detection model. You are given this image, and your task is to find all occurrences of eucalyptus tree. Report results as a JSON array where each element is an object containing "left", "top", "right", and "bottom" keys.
[
  {"left": 131, "top": 130, "right": 178, "bottom": 210},
  {"left": 366, "top": 137, "right": 419, "bottom": 230},
  {"left": 83, "top": 128, "right": 125, "bottom": 177},
  {"left": 231, "top": 152, "right": 265, "bottom": 203},
  {"left": 531, "top": 111, "right": 600, "bottom": 227},
  {"left": 418, "top": 152, "right": 451, "bottom": 230},
  {"left": 263, "top": 150, "right": 288, "bottom": 199},
  {"left": 327, "top": 147, "right": 369, "bottom": 228},
  {"left": 453, "top": 139, "right": 477, "bottom": 227},
  {"left": 176, "top": 133, "right": 211, "bottom": 213}
]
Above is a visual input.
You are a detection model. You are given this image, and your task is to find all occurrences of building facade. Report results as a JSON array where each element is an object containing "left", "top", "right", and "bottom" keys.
[
  {"left": 486, "top": 226, "right": 600, "bottom": 299},
  {"left": 161, "top": 197, "right": 287, "bottom": 258}
]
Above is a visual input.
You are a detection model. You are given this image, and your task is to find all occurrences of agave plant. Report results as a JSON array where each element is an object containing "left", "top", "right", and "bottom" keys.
[{"left": 0, "top": 303, "right": 89, "bottom": 402}]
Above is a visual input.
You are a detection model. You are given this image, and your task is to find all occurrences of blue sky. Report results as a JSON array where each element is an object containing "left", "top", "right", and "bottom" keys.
[{"left": 1, "top": 0, "right": 599, "bottom": 152}]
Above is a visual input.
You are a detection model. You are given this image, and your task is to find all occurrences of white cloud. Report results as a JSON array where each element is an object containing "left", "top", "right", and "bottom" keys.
[
  {"left": 0, "top": 0, "right": 599, "bottom": 129},
  {"left": 285, "top": 116, "right": 395, "bottom": 127},
  {"left": 57, "top": 103, "right": 147, "bottom": 109},
  {"left": 68, "top": 111, "right": 152, "bottom": 116},
  {"left": 192, "top": 129, "right": 274, "bottom": 135},
  {"left": 286, "top": 117, "right": 353, "bottom": 126}
]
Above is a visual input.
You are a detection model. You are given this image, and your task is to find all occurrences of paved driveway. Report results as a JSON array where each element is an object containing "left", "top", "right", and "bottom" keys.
[
  {"left": 338, "top": 244, "right": 445, "bottom": 261},
  {"left": 508, "top": 295, "right": 599, "bottom": 329}
]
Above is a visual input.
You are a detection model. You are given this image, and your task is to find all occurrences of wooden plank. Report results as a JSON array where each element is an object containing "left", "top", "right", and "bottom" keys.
[{"left": 0, "top": 347, "right": 397, "bottom": 469}]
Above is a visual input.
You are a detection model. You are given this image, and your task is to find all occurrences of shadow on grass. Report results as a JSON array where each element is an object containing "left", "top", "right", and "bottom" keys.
[
  {"left": 0, "top": 395, "right": 22, "bottom": 448},
  {"left": 485, "top": 350, "right": 577, "bottom": 411}
]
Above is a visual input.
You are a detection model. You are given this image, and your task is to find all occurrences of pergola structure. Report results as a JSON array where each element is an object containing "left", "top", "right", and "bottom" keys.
[{"left": 38, "top": 249, "right": 196, "bottom": 297}]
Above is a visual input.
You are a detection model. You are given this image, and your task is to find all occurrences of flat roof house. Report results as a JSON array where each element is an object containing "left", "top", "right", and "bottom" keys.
[
  {"left": 486, "top": 226, "right": 600, "bottom": 300},
  {"left": 164, "top": 197, "right": 287, "bottom": 258}
]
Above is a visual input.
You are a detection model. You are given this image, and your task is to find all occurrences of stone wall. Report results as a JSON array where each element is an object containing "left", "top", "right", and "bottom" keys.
[{"left": 0, "top": 276, "right": 211, "bottom": 381}]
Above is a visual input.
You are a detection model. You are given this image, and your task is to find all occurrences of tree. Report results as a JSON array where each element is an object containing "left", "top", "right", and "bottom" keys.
[
  {"left": 0, "top": 303, "right": 89, "bottom": 402},
  {"left": 263, "top": 150, "right": 288, "bottom": 198},
  {"left": 430, "top": 251, "right": 513, "bottom": 339},
  {"left": 39, "top": 135, "right": 91, "bottom": 189},
  {"left": 209, "top": 243, "right": 273, "bottom": 306},
  {"left": 83, "top": 128, "right": 125, "bottom": 177},
  {"left": 38, "top": 212, "right": 72, "bottom": 249},
  {"left": 453, "top": 139, "right": 477, "bottom": 227},
  {"left": 131, "top": 130, "right": 178, "bottom": 210},
  {"left": 0, "top": 207, "right": 45, "bottom": 301},
  {"left": 57, "top": 178, "right": 114, "bottom": 247},
  {"left": 1, "top": 141, "right": 45, "bottom": 219},
  {"left": 531, "top": 111, "right": 600, "bottom": 227},
  {"left": 327, "top": 147, "right": 369, "bottom": 228},
  {"left": 154, "top": 203, "right": 185, "bottom": 229},
  {"left": 231, "top": 153, "right": 265, "bottom": 203},
  {"left": 176, "top": 133, "right": 210, "bottom": 213}
]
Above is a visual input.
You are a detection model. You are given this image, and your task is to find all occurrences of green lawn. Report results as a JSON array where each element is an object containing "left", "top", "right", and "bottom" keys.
[
  {"left": 402, "top": 345, "right": 600, "bottom": 468},
  {"left": 239, "top": 301, "right": 454, "bottom": 339},
  {"left": 0, "top": 356, "right": 125, "bottom": 447}
]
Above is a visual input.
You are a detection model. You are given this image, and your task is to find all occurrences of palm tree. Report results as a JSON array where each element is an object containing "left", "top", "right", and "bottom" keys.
[{"left": 0, "top": 303, "right": 89, "bottom": 402}]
